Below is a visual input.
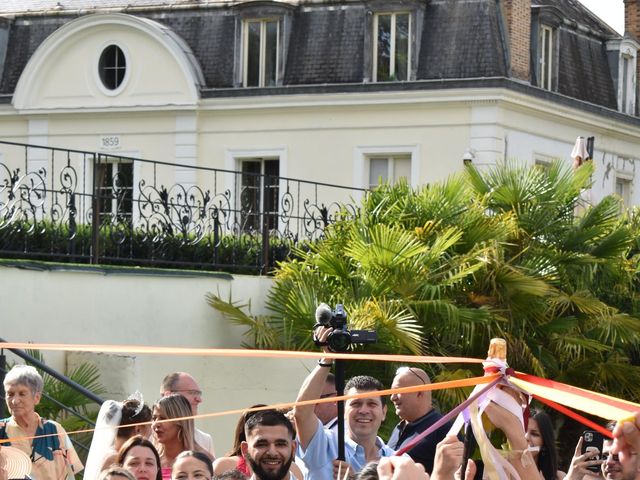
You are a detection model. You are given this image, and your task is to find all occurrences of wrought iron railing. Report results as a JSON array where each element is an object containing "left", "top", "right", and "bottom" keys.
[{"left": 0, "top": 141, "right": 363, "bottom": 272}]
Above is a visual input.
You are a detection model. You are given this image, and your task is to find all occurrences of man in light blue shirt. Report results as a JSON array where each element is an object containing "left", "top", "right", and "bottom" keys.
[{"left": 294, "top": 327, "right": 395, "bottom": 480}]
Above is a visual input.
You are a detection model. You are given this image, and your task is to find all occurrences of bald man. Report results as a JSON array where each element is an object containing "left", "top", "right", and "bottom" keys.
[
  {"left": 387, "top": 367, "right": 452, "bottom": 474},
  {"left": 160, "top": 372, "right": 216, "bottom": 458}
]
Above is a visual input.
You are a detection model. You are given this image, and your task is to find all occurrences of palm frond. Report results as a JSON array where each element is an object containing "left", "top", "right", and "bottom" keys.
[{"left": 206, "top": 293, "right": 279, "bottom": 349}]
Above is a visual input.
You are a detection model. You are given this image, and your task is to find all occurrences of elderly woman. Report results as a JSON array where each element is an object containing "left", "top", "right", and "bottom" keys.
[{"left": 1, "top": 364, "right": 83, "bottom": 479}]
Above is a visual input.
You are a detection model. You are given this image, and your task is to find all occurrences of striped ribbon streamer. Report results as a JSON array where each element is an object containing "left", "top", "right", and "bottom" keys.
[
  {"left": 532, "top": 394, "right": 613, "bottom": 439},
  {"left": 0, "top": 342, "right": 485, "bottom": 364},
  {"left": 510, "top": 374, "right": 639, "bottom": 421}
]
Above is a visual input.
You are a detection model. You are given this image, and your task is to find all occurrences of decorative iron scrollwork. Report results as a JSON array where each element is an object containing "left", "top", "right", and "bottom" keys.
[{"left": 0, "top": 141, "right": 363, "bottom": 271}]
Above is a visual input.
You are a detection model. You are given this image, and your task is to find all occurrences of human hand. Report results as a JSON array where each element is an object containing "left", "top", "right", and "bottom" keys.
[
  {"left": 612, "top": 412, "right": 640, "bottom": 474},
  {"left": 483, "top": 399, "right": 527, "bottom": 450},
  {"left": 333, "top": 459, "right": 355, "bottom": 480},
  {"left": 454, "top": 459, "right": 477, "bottom": 480},
  {"left": 432, "top": 435, "right": 464, "bottom": 480},
  {"left": 565, "top": 437, "right": 604, "bottom": 480},
  {"left": 376, "top": 457, "right": 429, "bottom": 480},
  {"left": 314, "top": 325, "right": 334, "bottom": 356}
]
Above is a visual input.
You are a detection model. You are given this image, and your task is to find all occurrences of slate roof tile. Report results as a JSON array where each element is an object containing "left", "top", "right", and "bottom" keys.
[
  {"left": 418, "top": 0, "right": 507, "bottom": 80},
  {"left": 284, "top": 7, "right": 365, "bottom": 85},
  {"left": 0, "top": 0, "right": 627, "bottom": 114}
]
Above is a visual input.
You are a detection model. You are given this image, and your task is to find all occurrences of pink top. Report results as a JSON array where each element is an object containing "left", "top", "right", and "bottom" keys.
[
  {"left": 161, "top": 467, "right": 172, "bottom": 479},
  {"left": 236, "top": 456, "right": 250, "bottom": 476}
]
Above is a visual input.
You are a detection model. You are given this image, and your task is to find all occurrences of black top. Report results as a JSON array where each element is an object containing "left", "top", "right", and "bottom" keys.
[{"left": 387, "top": 409, "right": 453, "bottom": 474}]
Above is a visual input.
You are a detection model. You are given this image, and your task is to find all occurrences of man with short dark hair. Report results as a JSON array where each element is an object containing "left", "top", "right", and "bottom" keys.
[
  {"left": 294, "top": 326, "right": 394, "bottom": 480},
  {"left": 387, "top": 366, "right": 452, "bottom": 474},
  {"left": 241, "top": 410, "right": 299, "bottom": 480},
  {"left": 160, "top": 372, "right": 216, "bottom": 458}
]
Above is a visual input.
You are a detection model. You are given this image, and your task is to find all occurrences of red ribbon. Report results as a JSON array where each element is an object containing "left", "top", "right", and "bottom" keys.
[
  {"left": 513, "top": 372, "right": 637, "bottom": 413},
  {"left": 532, "top": 394, "right": 613, "bottom": 439}
]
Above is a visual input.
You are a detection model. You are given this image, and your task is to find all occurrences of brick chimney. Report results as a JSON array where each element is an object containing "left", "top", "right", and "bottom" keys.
[
  {"left": 625, "top": 0, "right": 640, "bottom": 40},
  {"left": 503, "top": 0, "right": 531, "bottom": 82}
]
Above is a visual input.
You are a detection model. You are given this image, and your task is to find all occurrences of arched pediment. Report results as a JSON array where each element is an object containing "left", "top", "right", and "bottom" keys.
[{"left": 13, "top": 13, "right": 205, "bottom": 111}]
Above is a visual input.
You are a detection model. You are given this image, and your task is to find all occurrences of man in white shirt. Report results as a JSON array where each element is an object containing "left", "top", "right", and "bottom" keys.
[{"left": 160, "top": 372, "right": 216, "bottom": 458}]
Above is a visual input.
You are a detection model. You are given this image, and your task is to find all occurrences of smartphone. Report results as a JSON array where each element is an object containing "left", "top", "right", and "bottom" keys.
[
  {"left": 581, "top": 430, "right": 604, "bottom": 473},
  {"left": 462, "top": 423, "right": 477, "bottom": 477}
]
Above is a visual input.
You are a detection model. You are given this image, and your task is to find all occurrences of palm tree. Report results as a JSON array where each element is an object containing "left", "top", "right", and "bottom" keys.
[{"left": 208, "top": 160, "right": 640, "bottom": 406}]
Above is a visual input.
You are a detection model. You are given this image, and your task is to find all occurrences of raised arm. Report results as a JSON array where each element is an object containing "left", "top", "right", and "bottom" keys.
[
  {"left": 294, "top": 326, "right": 333, "bottom": 450},
  {"left": 484, "top": 399, "right": 543, "bottom": 480}
]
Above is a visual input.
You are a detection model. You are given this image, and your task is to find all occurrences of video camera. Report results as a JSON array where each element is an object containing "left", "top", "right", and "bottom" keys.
[{"left": 313, "top": 303, "right": 377, "bottom": 352}]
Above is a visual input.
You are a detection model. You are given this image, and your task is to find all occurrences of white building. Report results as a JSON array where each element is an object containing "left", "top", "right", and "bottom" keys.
[
  {"left": 2, "top": 0, "right": 640, "bottom": 453},
  {"left": 0, "top": 0, "right": 639, "bottom": 207}
]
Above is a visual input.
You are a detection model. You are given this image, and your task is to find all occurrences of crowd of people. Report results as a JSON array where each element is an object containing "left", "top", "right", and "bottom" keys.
[{"left": 1, "top": 328, "right": 639, "bottom": 480}]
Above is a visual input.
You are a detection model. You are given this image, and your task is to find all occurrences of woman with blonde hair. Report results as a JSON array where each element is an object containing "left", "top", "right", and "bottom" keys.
[{"left": 152, "top": 395, "right": 211, "bottom": 479}]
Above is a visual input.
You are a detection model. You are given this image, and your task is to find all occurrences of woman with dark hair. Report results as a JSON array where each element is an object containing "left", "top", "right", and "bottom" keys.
[
  {"left": 86, "top": 395, "right": 153, "bottom": 478},
  {"left": 172, "top": 450, "right": 213, "bottom": 480},
  {"left": 117, "top": 435, "right": 162, "bottom": 480},
  {"left": 526, "top": 411, "right": 566, "bottom": 480},
  {"left": 212, "top": 405, "right": 266, "bottom": 476}
]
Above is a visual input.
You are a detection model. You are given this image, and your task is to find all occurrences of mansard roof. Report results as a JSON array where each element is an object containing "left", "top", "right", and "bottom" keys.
[
  {"left": 0, "top": 0, "right": 628, "bottom": 118},
  {"left": 532, "top": 0, "right": 619, "bottom": 38}
]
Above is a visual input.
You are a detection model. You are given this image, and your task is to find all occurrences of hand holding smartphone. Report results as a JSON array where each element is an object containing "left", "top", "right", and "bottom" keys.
[{"left": 581, "top": 430, "right": 604, "bottom": 473}]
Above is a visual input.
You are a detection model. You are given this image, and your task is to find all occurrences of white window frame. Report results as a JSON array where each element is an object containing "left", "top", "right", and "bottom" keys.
[
  {"left": 225, "top": 148, "right": 287, "bottom": 228},
  {"left": 95, "top": 156, "right": 135, "bottom": 224},
  {"left": 539, "top": 25, "right": 553, "bottom": 90},
  {"left": 354, "top": 146, "right": 419, "bottom": 198},
  {"left": 373, "top": 12, "right": 411, "bottom": 82},
  {"left": 243, "top": 18, "right": 280, "bottom": 87},
  {"left": 614, "top": 158, "right": 634, "bottom": 207},
  {"left": 533, "top": 153, "right": 555, "bottom": 171},
  {"left": 615, "top": 175, "right": 632, "bottom": 208},
  {"left": 86, "top": 151, "right": 140, "bottom": 226},
  {"left": 618, "top": 43, "right": 637, "bottom": 115},
  {"left": 366, "top": 154, "right": 411, "bottom": 189},
  {"left": 94, "top": 41, "right": 131, "bottom": 97}
]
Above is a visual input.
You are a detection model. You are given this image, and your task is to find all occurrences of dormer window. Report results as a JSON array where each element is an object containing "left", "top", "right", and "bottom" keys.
[
  {"left": 621, "top": 54, "right": 633, "bottom": 113},
  {"left": 618, "top": 41, "right": 638, "bottom": 115},
  {"left": 373, "top": 12, "right": 410, "bottom": 82},
  {"left": 243, "top": 19, "right": 279, "bottom": 87},
  {"left": 539, "top": 25, "right": 554, "bottom": 90},
  {"left": 606, "top": 37, "right": 638, "bottom": 115},
  {"left": 233, "top": 2, "right": 293, "bottom": 88}
]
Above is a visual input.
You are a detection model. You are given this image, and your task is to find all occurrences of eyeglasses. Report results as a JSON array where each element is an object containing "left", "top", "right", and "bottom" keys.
[
  {"left": 171, "top": 389, "right": 202, "bottom": 397},
  {"left": 396, "top": 367, "right": 427, "bottom": 384}
]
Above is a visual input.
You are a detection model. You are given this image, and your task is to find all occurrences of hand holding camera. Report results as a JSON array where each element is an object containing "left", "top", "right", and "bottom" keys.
[{"left": 313, "top": 303, "right": 377, "bottom": 352}]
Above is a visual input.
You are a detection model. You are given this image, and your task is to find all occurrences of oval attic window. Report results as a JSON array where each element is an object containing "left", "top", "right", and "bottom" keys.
[{"left": 98, "top": 45, "right": 127, "bottom": 91}]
